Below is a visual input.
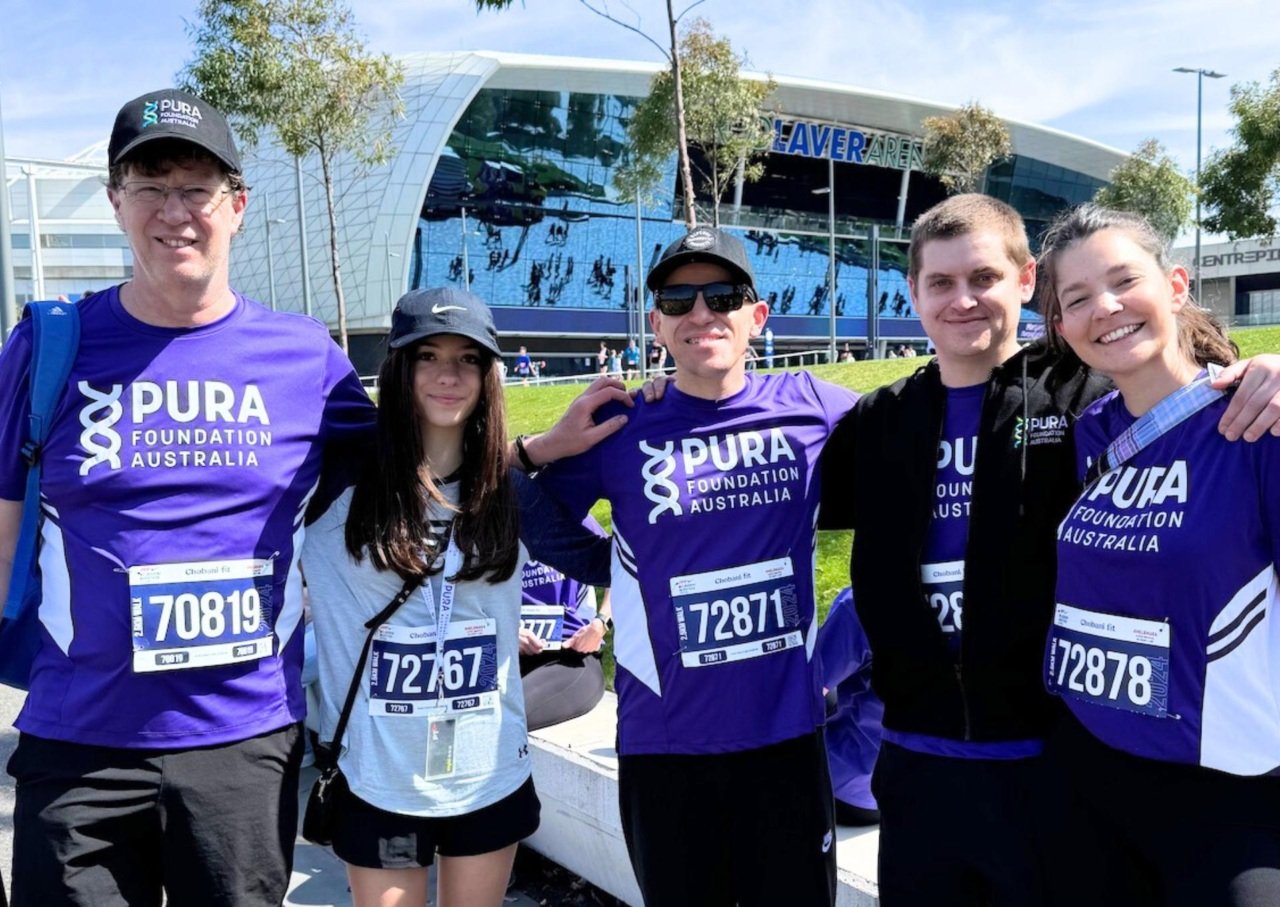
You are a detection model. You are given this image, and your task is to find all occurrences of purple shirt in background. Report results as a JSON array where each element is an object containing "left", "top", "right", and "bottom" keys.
[
  {"left": 0, "top": 288, "right": 374, "bottom": 749},
  {"left": 537, "top": 372, "right": 856, "bottom": 756},
  {"left": 816, "top": 587, "right": 882, "bottom": 810},
  {"left": 521, "top": 515, "right": 606, "bottom": 642}
]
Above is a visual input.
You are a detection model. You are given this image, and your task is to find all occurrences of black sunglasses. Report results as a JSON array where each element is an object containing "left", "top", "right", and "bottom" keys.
[{"left": 653, "top": 282, "right": 753, "bottom": 316}]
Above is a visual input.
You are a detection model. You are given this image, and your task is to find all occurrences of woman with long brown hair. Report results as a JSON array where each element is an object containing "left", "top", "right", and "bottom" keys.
[{"left": 1039, "top": 205, "right": 1280, "bottom": 906}]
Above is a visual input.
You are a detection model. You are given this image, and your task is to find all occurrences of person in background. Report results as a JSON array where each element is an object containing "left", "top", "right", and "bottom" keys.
[
  {"left": 518, "top": 515, "right": 612, "bottom": 731},
  {"left": 816, "top": 587, "right": 883, "bottom": 827}
]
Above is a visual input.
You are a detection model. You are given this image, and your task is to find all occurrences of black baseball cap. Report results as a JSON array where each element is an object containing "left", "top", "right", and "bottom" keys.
[
  {"left": 109, "top": 89, "right": 242, "bottom": 173},
  {"left": 388, "top": 287, "right": 501, "bottom": 356},
  {"left": 646, "top": 226, "right": 756, "bottom": 294}
]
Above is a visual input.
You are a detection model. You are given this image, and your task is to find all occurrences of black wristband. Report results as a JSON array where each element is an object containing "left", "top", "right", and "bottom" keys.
[{"left": 514, "top": 434, "right": 539, "bottom": 472}]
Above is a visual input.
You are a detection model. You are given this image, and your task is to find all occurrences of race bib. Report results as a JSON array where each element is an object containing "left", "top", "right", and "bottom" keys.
[
  {"left": 520, "top": 604, "right": 564, "bottom": 651},
  {"left": 921, "top": 560, "right": 964, "bottom": 635},
  {"left": 369, "top": 619, "right": 499, "bottom": 717},
  {"left": 671, "top": 557, "right": 803, "bottom": 668},
  {"left": 1046, "top": 604, "right": 1170, "bottom": 718},
  {"left": 129, "top": 559, "right": 274, "bottom": 672}
]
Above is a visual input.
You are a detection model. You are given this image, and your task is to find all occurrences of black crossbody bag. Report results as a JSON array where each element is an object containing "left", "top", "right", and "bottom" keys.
[{"left": 302, "top": 574, "right": 424, "bottom": 846}]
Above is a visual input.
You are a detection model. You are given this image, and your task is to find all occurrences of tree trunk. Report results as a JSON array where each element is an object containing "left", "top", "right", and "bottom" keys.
[
  {"left": 319, "top": 146, "right": 349, "bottom": 354},
  {"left": 711, "top": 152, "right": 720, "bottom": 228},
  {"left": 667, "top": 0, "right": 697, "bottom": 228}
]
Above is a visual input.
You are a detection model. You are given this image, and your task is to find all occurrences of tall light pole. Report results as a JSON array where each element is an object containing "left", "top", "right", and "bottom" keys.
[
  {"left": 0, "top": 89, "right": 16, "bottom": 338},
  {"left": 262, "top": 191, "right": 287, "bottom": 312},
  {"left": 1173, "top": 66, "right": 1226, "bottom": 303},
  {"left": 384, "top": 229, "right": 401, "bottom": 311},
  {"left": 812, "top": 153, "right": 837, "bottom": 363},
  {"left": 460, "top": 206, "right": 471, "bottom": 292},
  {"left": 294, "top": 157, "right": 313, "bottom": 318}
]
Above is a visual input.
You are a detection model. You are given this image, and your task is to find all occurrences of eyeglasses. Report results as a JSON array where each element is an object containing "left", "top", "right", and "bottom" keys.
[
  {"left": 653, "top": 282, "right": 752, "bottom": 316},
  {"left": 120, "top": 182, "right": 229, "bottom": 212}
]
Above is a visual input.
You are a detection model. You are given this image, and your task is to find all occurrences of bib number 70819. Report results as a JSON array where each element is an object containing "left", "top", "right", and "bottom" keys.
[{"left": 130, "top": 558, "right": 275, "bottom": 672}]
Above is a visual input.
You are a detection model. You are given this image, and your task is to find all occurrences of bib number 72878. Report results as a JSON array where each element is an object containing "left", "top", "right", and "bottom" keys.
[{"left": 1045, "top": 604, "right": 1170, "bottom": 718}]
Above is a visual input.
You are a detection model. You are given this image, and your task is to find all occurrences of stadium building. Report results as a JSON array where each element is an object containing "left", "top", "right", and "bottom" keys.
[{"left": 6, "top": 51, "right": 1136, "bottom": 374}]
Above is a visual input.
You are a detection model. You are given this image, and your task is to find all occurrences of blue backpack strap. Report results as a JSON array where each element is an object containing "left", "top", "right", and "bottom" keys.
[{"left": 3, "top": 300, "right": 80, "bottom": 621}]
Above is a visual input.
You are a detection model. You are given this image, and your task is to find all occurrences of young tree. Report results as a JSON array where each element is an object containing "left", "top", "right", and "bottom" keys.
[
  {"left": 475, "top": 0, "right": 706, "bottom": 226},
  {"left": 921, "top": 102, "right": 1012, "bottom": 195},
  {"left": 1093, "top": 139, "right": 1194, "bottom": 243},
  {"left": 1200, "top": 69, "right": 1280, "bottom": 239},
  {"left": 181, "top": 0, "right": 404, "bottom": 352},
  {"left": 620, "top": 19, "right": 776, "bottom": 227}
]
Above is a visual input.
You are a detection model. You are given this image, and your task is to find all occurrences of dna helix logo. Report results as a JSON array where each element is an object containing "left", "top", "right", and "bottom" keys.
[
  {"left": 78, "top": 382, "right": 124, "bottom": 475},
  {"left": 639, "top": 440, "right": 682, "bottom": 524},
  {"left": 141, "top": 100, "right": 159, "bottom": 128}
]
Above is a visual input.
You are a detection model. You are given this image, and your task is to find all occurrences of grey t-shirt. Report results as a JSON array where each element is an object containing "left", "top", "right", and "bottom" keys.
[{"left": 304, "top": 485, "right": 532, "bottom": 817}]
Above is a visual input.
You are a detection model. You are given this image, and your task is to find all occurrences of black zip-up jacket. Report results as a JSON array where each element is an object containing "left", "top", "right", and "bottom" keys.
[{"left": 820, "top": 341, "right": 1112, "bottom": 742}]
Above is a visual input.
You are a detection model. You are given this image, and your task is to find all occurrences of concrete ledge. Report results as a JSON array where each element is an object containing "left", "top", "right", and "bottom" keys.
[{"left": 527, "top": 693, "right": 880, "bottom": 906}]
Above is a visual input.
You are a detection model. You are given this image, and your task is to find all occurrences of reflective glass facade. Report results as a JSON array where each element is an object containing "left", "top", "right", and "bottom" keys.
[{"left": 412, "top": 86, "right": 1098, "bottom": 359}]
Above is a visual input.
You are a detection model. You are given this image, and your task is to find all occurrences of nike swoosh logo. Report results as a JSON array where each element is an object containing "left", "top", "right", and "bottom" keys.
[{"left": 432, "top": 304, "right": 467, "bottom": 314}]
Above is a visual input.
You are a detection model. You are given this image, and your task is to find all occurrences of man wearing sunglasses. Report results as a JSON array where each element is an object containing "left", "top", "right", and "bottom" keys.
[{"left": 525, "top": 226, "right": 855, "bottom": 906}]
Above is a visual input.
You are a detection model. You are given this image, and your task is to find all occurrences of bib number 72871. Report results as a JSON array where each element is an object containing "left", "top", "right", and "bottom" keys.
[
  {"left": 671, "top": 557, "right": 803, "bottom": 668},
  {"left": 1045, "top": 604, "right": 1170, "bottom": 718}
]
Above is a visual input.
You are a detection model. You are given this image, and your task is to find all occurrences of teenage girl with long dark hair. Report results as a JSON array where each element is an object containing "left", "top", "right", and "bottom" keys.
[{"left": 303, "top": 288, "right": 609, "bottom": 907}]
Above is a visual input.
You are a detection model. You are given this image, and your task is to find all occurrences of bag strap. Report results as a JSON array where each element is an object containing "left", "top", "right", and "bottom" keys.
[
  {"left": 326, "top": 573, "right": 425, "bottom": 758},
  {"left": 4, "top": 301, "right": 80, "bottom": 622},
  {"left": 1083, "top": 365, "right": 1225, "bottom": 489}
]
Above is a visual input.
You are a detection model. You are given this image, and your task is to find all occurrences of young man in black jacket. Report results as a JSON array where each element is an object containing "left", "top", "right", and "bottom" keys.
[{"left": 820, "top": 194, "right": 1280, "bottom": 906}]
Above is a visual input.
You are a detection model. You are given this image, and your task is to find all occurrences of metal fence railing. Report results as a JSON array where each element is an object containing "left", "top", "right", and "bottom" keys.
[{"left": 357, "top": 349, "right": 840, "bottom": 394}]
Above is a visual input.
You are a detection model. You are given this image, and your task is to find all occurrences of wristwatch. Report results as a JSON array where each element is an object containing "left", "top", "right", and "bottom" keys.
[{"left": 593, "top": 615, "right": 613, "bottom": 633}]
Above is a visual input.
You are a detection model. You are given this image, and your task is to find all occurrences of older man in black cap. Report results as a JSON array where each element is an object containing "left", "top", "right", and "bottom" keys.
[{"left": 0, "top": 89, "right": 378, "bottom": 906}]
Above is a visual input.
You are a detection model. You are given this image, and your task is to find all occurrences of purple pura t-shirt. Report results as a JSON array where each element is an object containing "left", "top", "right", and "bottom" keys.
[
  {"left": 1051, "top": 389, "right": 1280, "bottom": 775},
  {"left": 922, "top": 384, "right": 982, "bottom": 656},
  {"left": 0, "top": 288, "right": 374, "bottom": 749},
  {"left": 537, "top": 372, "right": 857, "bottom": 756},
  {"left": 521, "top": 516, "right": 606, "bottom": 643},
  {"left": 885, "top": 384, "right": 1044, "bottom": 760}
]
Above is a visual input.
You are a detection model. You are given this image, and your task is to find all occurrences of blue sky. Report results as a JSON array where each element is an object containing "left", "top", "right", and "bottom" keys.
[{"left": 3, "top": 0, "right": 1277, "bottom": 180}]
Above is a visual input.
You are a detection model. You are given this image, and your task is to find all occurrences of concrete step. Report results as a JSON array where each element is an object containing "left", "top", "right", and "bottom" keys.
[{"left": 525, "top": 693, "right": 880, "bottom": 906}]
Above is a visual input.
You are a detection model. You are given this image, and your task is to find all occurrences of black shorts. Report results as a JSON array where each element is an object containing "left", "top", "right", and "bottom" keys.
[
  {"left": 332, "top": 775, "right": 540, "bottom": 869},
  {"left": 617, "top": 731, "right": 836, "bottom": 907},
  {"left": 8, "top": 723, "right": 302, "bottom": 907}
]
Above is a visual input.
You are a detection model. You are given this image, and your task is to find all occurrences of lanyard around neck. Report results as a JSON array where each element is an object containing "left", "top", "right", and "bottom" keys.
[
  {"left": 1084, "top": 365, "right": 1224, "bottom": 488},
  {"left": 419, "top": 535, "right": 464, "bottom": 696}
]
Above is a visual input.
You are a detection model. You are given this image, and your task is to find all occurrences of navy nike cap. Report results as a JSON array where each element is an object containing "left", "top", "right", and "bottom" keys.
[{"left": 388, "top": 287, "right": 501, "bottom": 356}]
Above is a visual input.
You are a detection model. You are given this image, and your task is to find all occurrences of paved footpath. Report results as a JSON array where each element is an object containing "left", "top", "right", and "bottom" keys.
[{"left": 0, "top": 685, "right": 542, "bottom": 906}]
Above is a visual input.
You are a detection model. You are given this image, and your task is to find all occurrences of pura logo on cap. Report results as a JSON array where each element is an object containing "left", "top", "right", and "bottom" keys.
[
  {"left": 142, "top": 101, "right": 159, "bottom": 128},
  {"left": 682, "top": 228, "right": 717, "bottom": 251}
]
